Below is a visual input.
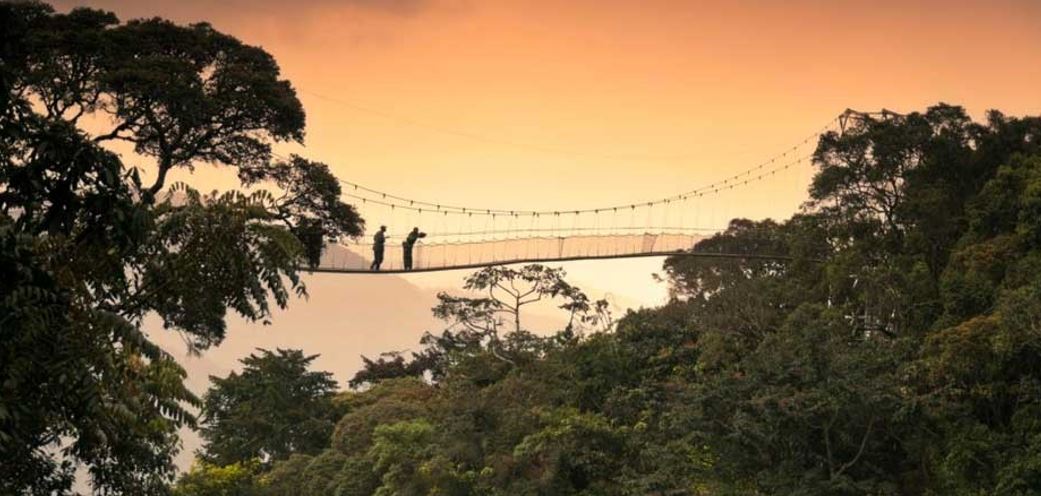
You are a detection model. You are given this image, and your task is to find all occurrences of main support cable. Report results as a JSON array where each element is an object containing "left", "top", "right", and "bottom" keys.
[
  {"left": 270, "top": 111, "right": 845, "bottom": 217},
  {"left": 273, "top": 108, "right": 890, "bottom": 219},
  {"left": 332, "top": 151, "right": 813, "bottom": 218}
]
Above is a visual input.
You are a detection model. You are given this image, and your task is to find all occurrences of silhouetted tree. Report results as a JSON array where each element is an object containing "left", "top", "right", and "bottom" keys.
[
  {"left": 350, "top": 264, "right": 611, "bottom": 388},
  {"left": 0, "top": 2, "right": 362, "bottom": 493}
]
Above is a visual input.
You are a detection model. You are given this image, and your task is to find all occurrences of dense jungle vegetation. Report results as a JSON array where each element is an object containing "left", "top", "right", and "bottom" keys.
[
  {"left": 174, "top": 107, "right": 1041, "bottom": 495},
  {"left": 4, "top": 2, "right": 1041, "bottom": 495},
  {"left": 176, "top": 99, "right": 1041, "bottom": 495}
]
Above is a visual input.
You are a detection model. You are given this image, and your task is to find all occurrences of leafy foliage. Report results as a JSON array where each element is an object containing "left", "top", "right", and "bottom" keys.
[
  {"left": 240, "top": 104, "right": 1041, "bottom": 496},
  {"left": 350, "top": 264, "right": 611, "bottom": 388},
  {"left": 172, "top": 460, "right": 263, "bottom": 496},
  {"left": 9, "top": 4, "right": 1041, "bottom": 493},
  {"left": 0, "top": 2, "right": 362, "bottom": 493},
  {"left": 199, "top": 349, "right": 342, "bottom": 467}
]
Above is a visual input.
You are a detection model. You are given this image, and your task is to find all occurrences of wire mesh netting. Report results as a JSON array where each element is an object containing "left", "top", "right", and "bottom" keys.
[{"left": 318, "top": 232, "right": 706, "bottom": 272}]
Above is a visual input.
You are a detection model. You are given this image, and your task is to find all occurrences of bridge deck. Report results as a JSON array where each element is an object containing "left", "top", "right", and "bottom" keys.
[{"left": 308, "top": 250, "right": 796, "bottom": 274}]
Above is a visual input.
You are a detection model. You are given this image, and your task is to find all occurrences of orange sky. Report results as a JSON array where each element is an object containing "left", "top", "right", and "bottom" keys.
[
  {"left": 51, "top": 0, "right": 1041, "bottom": 359},
  {"left": 54, "top": 0, "right": 1041, "bottom": 219},
  {"left": 54, "top": 0, "right": 1041, "bottom": 305},
  {"left": 53, "top": 0, "right": 1041, "bottom": 365},
  {"left": 49, "top": 0, "right": 1041, "bottom": 472}
]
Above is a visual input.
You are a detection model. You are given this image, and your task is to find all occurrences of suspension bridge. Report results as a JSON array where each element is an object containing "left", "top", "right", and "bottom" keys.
[{"left": 309, "top": 109, "right": 891, "bottom": 273}]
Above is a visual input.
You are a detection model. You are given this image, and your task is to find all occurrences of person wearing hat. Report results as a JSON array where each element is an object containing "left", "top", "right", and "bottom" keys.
[
  {"left": 370, "top": 225, "right": 388, "bottom": 271},
  {"left": 402, "top": 227, "right": 426, "bottom": 270}
]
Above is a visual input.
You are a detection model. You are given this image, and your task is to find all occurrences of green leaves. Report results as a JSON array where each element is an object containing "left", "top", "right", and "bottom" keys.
[
  {"left": 915, "top": 152, "right": 1041, "bottom": 493},
  {"left": 173, "top": 459, "right": 263, "bottom": 496},
  {"left": 512, "top": 407, "right": 628, "bottom": 494},
  {"left": 239, "top": 155, "right": 364, "bottom": 267},
  {"left": 145, "top": 186, "right": 307, "bottom": 349},
  {"left": 199, "top": 349, "right": 340, "bottom": 467},
  {"left": 1, "top": 3, "right": 363, "bottom": 494},
  {"left": 649, "top": 106, "right": 1041, "bottom": 494}
]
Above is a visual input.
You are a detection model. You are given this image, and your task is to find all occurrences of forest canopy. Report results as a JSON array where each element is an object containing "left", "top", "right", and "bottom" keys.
[
  {"left": 0, "top": 2, "right": 361, "bottom": 493},
  {"left": 176, "top": 106, "right": 1041, "bottom": 496},
  {"left": 5, "top": 1, "right": 1041, "bottom": 495}
]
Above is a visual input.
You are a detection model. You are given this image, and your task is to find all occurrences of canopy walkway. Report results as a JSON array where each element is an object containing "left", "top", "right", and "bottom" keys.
[
  {"left": 304, "top": 109, "right": 891, "bottom": 273},
  {"left": 317, "top": 232, "right": 705, "bottom": 273}
]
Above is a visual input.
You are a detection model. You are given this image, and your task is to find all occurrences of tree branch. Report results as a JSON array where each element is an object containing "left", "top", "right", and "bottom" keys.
[
  {"left": 92, "top": 121, "right": 136, "bottom": 143},
  {"left": 834, "top": 415, "right": 876, "bottom": 480}
]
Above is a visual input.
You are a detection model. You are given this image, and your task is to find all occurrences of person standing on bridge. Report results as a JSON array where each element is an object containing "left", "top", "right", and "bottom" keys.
[
  {"left": 402, "top": 227, "right": 425, "bottom": 270},
  {"left": 370, "top": 225, "right": 388, "bottom": 271}
]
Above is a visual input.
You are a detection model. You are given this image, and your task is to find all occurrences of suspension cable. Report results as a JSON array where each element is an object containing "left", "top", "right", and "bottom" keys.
[{"left": 270, "top": 110, "right": 845, "bottom": 216}]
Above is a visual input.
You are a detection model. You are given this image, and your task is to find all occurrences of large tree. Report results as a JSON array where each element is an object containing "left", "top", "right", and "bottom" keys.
[
  {"left": 199, "top": 349, "right": 341, "bottom": 467},
  {"left": 0, "top": 2, "right": 361, "bottom": 493},
  {"left": 350, "top": 264, "right": 612, "bottom": 388}
]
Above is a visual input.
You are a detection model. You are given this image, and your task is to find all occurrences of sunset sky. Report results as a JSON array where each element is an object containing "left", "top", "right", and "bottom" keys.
[
  {"left": 54, "top": 0, "right": 1041, "bottom": 215},
  {"left": 48, "top": 0, "right": 1041, "bottom": 470}
]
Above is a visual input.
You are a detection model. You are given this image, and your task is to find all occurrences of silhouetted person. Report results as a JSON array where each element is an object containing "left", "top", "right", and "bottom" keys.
[
  {"left": 402, "top": 227, "right": 425, "bottom": 270},
  {"left": 370, "top": 225, "right": 387, "bottom": 271}
]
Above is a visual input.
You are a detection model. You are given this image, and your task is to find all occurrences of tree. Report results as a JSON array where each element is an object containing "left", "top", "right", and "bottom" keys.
[
  {"left": 199, "top": 349, "right": 341, "bottom": 466},
  {"left": 0, "top": 3, "right": 362, "bottom": 493},
  {"left": 172, "top": 460, "right": 262, "bottom": 496},
  {"left": 263, "top": 266, "right": 629, "bottom": 496},
  {"left": 680, "top": 304, "right": 912, "bottom": 494},
  {"left": 435, "top": 264, "right": 612, "bottom": 335},
  {"left": 662, "top": 218, "right": 798, "bottom": 299},
  {"left": 811, "top": 105, "right": 1040, "bottom": 274},
  {"left": 350, "top": 264, "right": 611, "bottom": 388},
  {"left": 368, "top": 420, "right": 476, "bottom": 496},
  {"left": 918, "top": 154, "right": 1041, "bottom": 494},
  {"left": 263, "top": 378, "right": 437, "bottom": 496},
  {"left": 512, "top": 408, "right": 628, "bottom": 495}
]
